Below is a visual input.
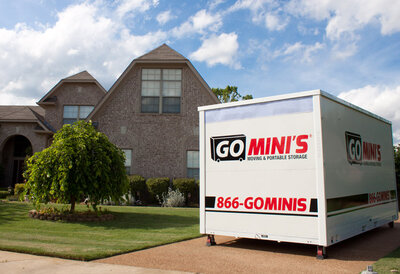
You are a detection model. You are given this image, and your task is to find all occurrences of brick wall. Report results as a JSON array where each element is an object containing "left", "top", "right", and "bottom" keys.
[
  {"left": 42, "top": 82, "right": 105, "bottom": 131},
  {"left": 92, "top": 63, "right": 218, "bottom": 179}
]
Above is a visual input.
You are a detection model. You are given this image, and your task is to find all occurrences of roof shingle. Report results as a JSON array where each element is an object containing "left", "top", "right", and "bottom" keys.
[
  {"left": 136, "top": 44, "right": 187, "bottom": 60},
  {"left": 0, "top": 106, "right": 44, "bottom": 121}
]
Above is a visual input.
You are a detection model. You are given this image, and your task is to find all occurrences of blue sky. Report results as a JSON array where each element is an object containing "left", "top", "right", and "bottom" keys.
[{"left": 0, "top": 0, "right": 400, "bottom": 142}]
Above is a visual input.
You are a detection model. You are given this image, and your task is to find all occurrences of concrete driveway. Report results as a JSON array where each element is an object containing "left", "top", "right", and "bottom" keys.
[{"left": 97, "top": 220, "right": 400, "bottom": 274}]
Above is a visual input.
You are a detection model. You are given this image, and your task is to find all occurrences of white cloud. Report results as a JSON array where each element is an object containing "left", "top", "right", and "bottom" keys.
[
  {"left": 156, "top": 10, "right": 175, "bottom": 25},
  {"left": 273, "top": 41, "right": 324, "bottom": 62},
  {"left": 209, "top": 0, "right": 226, "bottom": 10},
  {"left": 338, "top": 85, "right": 400, "bottom": 144},
  {"left": 0, "top": 92, "right": 37, "bottom": 105},
  {"left": 189, "top": 32, "right": 240, "bottom": 69},
  {"left": 226, "top": 0, "right": 400, "bottom": 58},
  {"left": 286, "top": 0, "right": 400, "bottom": 40},
  {"left": 115, "top": 0, "right": 158, "bottom": 17},
  {"left": 0, "top": 1, "right": 167, "bottom": 104},
  {"left": 229, "top": 0, "right": 274, "bottom": 14},
  {"left": 228, "top": 0, "right": 288, "bottom": 30},
  {"left": 265, "top": 12, "right": 288, "bottom": 31},
  {"left": 171, "top": 9, "right": 222, "bottom": 38}
]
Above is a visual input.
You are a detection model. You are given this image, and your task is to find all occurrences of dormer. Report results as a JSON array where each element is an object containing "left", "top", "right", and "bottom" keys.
[{"left": 37, "top": 71, "right": 106, "bottom": 131}]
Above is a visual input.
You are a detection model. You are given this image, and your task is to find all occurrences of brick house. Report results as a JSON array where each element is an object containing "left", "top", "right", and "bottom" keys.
[{"left": 0, "top": 44, "right": 219, "bottom": 189}]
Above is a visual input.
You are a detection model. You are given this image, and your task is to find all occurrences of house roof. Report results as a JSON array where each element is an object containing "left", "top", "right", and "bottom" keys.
[
  {"left": 65, "top": 70, "right": 97, "bottom": 80},
  {"left": 136, "top": 44, "right": 187, "bottom": 61},
  {"left": 87, "top": 44, "right": 219, "bottom": 119},
  {"left": 0, "top": 106, "right": 55, "bottom": 133},
  {"left": 37, "top": 70, "right": 107, "bottom": 105},
  {"left": 0, "top": 106, "right": 43, "bottom": 121},
  {"left": 0, "top": 105, "right": 54, "bottom": 133}
]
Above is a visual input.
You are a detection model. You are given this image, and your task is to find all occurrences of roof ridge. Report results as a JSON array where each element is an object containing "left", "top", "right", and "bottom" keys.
[
  {"left": 28, "top": 107, "right": 55, "bottom": 132},
  {"left": 64, "top": 70, "right": 95, "bottom": 81},
  {"left": 135, "top": 43, "right": 187, "bottom": 60}
]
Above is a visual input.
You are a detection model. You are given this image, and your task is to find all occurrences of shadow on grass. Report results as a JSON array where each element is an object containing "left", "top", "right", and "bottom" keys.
[
  {"left": 0, "top": 201, "right": 198, "bottom": 230},
  {"left": 0, "top": 201, "right": 31, "bottom": 224},
  {"left": 78, "top": 211, "right": 198, "bottom": 230}
]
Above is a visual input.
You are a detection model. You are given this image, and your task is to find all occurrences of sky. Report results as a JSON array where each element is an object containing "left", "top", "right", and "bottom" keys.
[{"left": 0, "top": 0, "right": 400, "bottom": 143}]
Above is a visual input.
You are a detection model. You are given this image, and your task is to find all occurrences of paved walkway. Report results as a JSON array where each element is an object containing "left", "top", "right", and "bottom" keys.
[{"left": 0, "top": 250, "right": 191, "bottom": 274}]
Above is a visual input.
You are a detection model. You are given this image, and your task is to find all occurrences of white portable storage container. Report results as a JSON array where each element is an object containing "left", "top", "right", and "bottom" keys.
[{"left": 198, "top": 90, "right": 398, "bottom": 258}]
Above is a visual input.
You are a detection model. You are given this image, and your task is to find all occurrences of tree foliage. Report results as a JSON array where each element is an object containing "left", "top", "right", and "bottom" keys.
[
  {"left": 395, "top": 145, "right": 400, "bottom": 191},
  {"left": 212, "top": 85, "right": 253, "bottom": 103},
  {"left": 24, "top": 121, "right": 128, "bottom": 212}
]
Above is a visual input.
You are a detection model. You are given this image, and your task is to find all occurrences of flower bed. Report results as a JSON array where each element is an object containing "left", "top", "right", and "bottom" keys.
[{"left": 28, "top": 209, "right": 114, "bottom": 222}]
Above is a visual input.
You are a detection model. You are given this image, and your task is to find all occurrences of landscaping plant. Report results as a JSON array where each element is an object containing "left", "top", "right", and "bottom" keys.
[
  {"left": 146, "top": 177, "right": 169, "bottom": 203},
  {"left": 172, "top": 178, "right": 197, "bottom": 205},
  {"left": 24, "top": 121, "right": 128, "bottom": 212},
  {"left": 159, "top": 187, "right": 185, "bottom": 207},
  {"left": 128, "top": 174, "right": 147, "bottom": 202},
  {"left": 14, "top": 183, "right": 25, "bottom": 200}
]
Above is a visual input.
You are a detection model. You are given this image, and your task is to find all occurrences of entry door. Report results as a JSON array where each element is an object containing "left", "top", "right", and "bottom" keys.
[{"left": 12, "top": 159, "right": 25, "bottom": 186}]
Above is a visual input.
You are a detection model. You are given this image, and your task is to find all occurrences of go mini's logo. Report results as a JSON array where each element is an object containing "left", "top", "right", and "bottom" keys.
[
  {"left": 345, "top": 132, "right": 362, "bottom": 164},
  {"left": 210, "top": 134, "right": 246, "bottom": 162},
  {"left": 345, "top": 131, "right": 382, "bottom": 165},
  {"left": 210, "top": 133, "right": 310, "bottom": 162}
]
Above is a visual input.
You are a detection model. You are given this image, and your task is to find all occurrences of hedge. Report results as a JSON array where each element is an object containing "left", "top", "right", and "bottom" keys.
[
  {"left": 172, "top": 178, "right": 197, "bottom": 205},
  {"left": 0, "top": 190, "right": 8, "bottom": 199},
  {"left": 128, "top": 175, "right": 147, "bottom": 201},
  {"left": 146, "top": 177, "right": 170, "bottom": 203},
  {"left": 14, "top": 183, "right": 25, "bottom": 195}
]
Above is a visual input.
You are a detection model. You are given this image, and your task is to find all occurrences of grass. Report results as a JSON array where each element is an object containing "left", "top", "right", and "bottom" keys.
[
  {"left": 0, "top": 201, "right": 200, "bottom": 260},
  {"left": 373, "top": 246, "right": 400, "bottom": 273}
]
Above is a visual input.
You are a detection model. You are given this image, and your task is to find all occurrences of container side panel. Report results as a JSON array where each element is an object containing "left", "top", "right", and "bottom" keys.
[
  {"left": 199, "top": 110, "right": 206, "bottom": 234},
  {"left": 203, "top": 96, "right": 319, "bottom": 243},
  {"left": 206, "top": 212, "right": 319, "bottom": 245},
  {"left": 320, "top": 96, "right": 398, "bottom": 246}
]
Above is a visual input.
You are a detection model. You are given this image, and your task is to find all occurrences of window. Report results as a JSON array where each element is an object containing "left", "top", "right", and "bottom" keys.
[
  {"left": 187, "top": 151, "right": 199, "bottom": 179},
  {"left": 63, "top": 105, "right": 94, "bottom": 125},
  {"left": 141, "top": 69, "right": 182, "bottom": 113},
  {"left": 122, "top": 149, "right": 132, "bottom": 174}
]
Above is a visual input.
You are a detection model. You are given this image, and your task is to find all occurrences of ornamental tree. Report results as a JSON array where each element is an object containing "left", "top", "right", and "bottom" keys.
[
  {"left": 212, "top": 85, "right": 253, "bottom": 103},
  {"left": 395, "top": 144, "right": 400, "bottom": 202},
  {"left": 24, "top": 121, "right": 128, "bottom": 212}
]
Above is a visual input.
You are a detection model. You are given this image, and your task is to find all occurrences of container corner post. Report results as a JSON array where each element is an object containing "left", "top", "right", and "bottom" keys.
[
  {"left": 206, "top": 235, "right": 216, "bottom": 246},
  {"left": 316, "top": 246, "right": 327, "bottom": 259}
]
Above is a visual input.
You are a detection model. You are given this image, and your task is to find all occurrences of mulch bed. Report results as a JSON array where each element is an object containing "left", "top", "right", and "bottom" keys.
[{"left": 28, "top": 209, "right": 114, "bottom": 222}]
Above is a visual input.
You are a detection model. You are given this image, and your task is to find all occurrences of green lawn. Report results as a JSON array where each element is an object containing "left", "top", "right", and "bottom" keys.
[
  {"left": 373, "top": 246, "right": 400, "bottom": 273},
  {"left": 0, "top": 201, "right": 200, "bottom": 260}
]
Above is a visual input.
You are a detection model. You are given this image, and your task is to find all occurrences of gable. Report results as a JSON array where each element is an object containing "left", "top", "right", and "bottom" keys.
[
  {"left": 88, "top": 44, "right": 219, "bottom": 120},
  {"left": 37, "top": 71, "right": 106, "bottom": 105}
]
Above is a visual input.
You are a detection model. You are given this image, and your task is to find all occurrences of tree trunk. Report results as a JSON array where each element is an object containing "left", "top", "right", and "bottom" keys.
[{"left": 70, "top": 196, "right": 76, "bottom": 213}]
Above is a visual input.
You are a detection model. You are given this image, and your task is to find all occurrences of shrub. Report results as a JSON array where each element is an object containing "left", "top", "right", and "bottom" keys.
[
  {"left": 0, "top": 190, "right": 8, "bottom": 199},
  {"left": 6, "top": 195, "right": 19, "bottom": 201},
  {"left": 14, "top": 183, "right": 25, "bottom": 200},
  {"left": 160, "top": 188, "right": 185, "bottom": 207},
  {"left": 146, "top": 177, "right": 169, "bottom": 203},
  {"left": 128, "top": 175, "right": 147, "bottom": 201},
  {"left": 172, "top": 178, "right": 197, "bottom": 205}
]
